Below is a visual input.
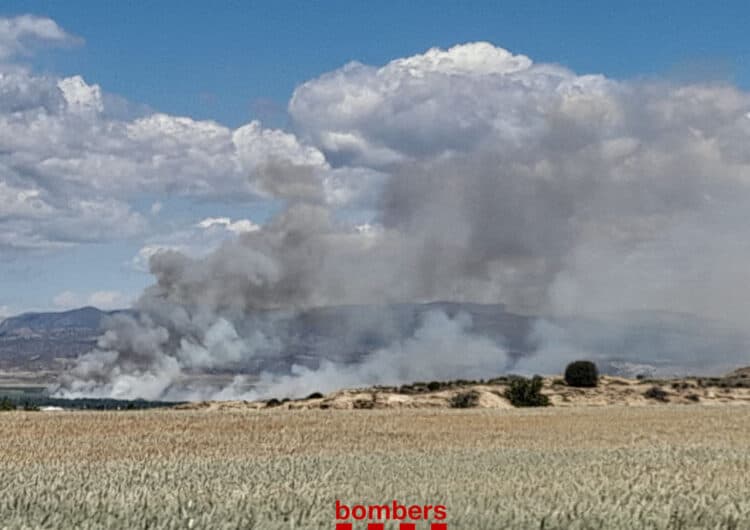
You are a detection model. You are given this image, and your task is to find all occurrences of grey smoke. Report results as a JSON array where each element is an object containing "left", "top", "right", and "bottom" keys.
[
  {"left": 217, "top": 310, "right": 510, "bottom": 401},
  {"left": 56, "top": 43, "right": 750, "bottom": 400}
]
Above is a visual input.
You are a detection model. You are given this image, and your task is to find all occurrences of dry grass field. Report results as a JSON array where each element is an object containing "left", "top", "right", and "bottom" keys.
[{"left": 2, "top": 406, "right": 750, "bottom": 529}]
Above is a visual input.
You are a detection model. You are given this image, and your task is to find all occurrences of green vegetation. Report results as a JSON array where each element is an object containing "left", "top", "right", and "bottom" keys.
[
  {"left": 504, "top": 376, "right": 550, "bottom": 407},
  {"left": 427, "top": 381, "right": 444, "bottom": 391},
  {"left": 564, "top": 360, "right": 599, "bottom": 387},
  {"left": 644, "top": 385, "right": 670, "bottom": 402},
  {"left": 0, "top": 396, "right": 15, "bottom": 411},
  {"left": 397, "top": 378, "right": 489, "bottom": 394},
  {"left": 0, "top": 392, "right": 182, "bottom": 410},
  {"left": 450, "top": 390, "right": 480, "bottom": 408},
  {"left": 21, "top": 401, "right": 40, "bottom": 411}
]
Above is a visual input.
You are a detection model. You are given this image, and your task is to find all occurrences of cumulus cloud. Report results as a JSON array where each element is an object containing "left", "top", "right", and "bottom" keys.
[
  {"left": 0, "top": 186, "right": 146, "bottom": 251},
  {"left": 290, "top": 42, "right": 547, "bottom": 166},
  {"left": 0, "top": 76, "right": 323, "bottom": 249},
  {"left": 0, "top": 15, "right": 382, "bottom": 255},
  {"left": 57, "top": 75, "right": 103, "bottom": 113},
  {"left": 0, "top": 15, "right": 334, "bottom": 252},
  {"left": 0, "top": 15, "right": 80, "bottom": 60}
]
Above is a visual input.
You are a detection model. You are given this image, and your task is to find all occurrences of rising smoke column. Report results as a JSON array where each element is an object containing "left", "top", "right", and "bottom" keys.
[{"left": 57, "top": 43, "right": 750, "bottom": 400}]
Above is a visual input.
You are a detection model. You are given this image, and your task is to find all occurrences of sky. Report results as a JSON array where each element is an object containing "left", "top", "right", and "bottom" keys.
[{"left": 1, "top": 1, "right": 750, "bottom": 318}]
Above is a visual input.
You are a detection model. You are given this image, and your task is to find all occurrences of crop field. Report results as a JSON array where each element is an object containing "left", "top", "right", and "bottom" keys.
[{"left": 2, "top": 406, "right": 750, "bottom": 529}]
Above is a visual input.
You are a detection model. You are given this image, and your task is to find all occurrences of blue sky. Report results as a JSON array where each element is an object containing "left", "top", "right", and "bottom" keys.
[
  {"left": 1, "top": 1, "right": 750, "bottom": 317},
  {"left": 6, "top": 1, "right": 750, "bottom": 126}
]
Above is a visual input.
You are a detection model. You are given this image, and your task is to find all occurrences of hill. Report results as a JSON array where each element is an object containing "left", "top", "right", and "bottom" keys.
[{"left": 0, "top": 307, "right": 129, "bottom": 371}]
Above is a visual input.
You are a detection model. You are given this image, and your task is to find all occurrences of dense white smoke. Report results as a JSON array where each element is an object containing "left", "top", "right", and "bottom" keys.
[
  {"left": 57, "top": 309, "right": 511, "bottom": 400},
  {"left": 243, "top": 311, "right": 510, "bottom": 399},
  {"left": 56, "top": 43, "right": 750, "bottom": 400}
]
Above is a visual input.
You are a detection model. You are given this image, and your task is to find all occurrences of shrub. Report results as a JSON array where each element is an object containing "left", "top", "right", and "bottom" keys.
[
  {"left": 398, "top": 383, "right": 428, "bottom": 395},
  {"left": 504, "top": 376, "right": 550, "bottom": 407},
  {"left": 644, "top": 386, "right": 669, "bottom": 402},
  {"left": 564, "top": 360, "right": 599, "bottom": 388},
  {"left": 450, "top": 390, "right": 480, "bottom": 408},
  {"left": 306, "top": 392, "right": 324, "bottom": 399},
  {"left": 265, "top": 398, "right": 282, "bottom": 408},
  {"left": 352, "top": 398, "right": 375, "bottom": 409},
  {"left": 0, "top": 397, "right": 15, "bottom": 411},
  {"left": 427, "top": 381, "right": 444, "bottom": 392}
]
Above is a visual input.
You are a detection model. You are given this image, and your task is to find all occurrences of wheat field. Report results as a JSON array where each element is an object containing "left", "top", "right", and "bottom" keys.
[{"left": 2, "top": 406, "right": 750, "bottom": 529}]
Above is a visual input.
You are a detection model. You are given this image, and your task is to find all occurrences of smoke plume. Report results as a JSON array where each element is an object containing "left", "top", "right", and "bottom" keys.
[{"left": 56, "top": 43, "right": 750, "bottom": 400}]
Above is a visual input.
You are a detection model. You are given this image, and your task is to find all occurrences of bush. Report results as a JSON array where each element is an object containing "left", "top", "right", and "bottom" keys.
[
  {"left": 305, "top": 392, "right": 324, "bottom": 399},
  {"left": 644, "top": 386, "right": 669, "bottom": 402},
  {"left": 564, "top": 360, "right": 599, "bottom": 388},
  {"left": 398, "top": 383, "right": 426, "bottom": 395},
  {"left": 504, "top": 376, "right": 550, "bottom": 407},
  {"left": 352, "top": 398, "right": 375, "bottom": 409},
  {"left": 450, "top": 390, "right": 480, "bottom": 408},
  {"left": 0, "top": 397, "right": 15, "bottom": 411}
]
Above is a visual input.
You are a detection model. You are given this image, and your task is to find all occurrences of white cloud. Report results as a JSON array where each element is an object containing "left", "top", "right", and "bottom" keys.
[
  {"left": 290, "top": 42, "right": 615, "bottom": 167},
  {"left": 53, "top": 290, "right": 130, "bottom": 310},
  {"left": 0, "top": 62, "right": 328, "bottom": 251},
  {"left": 0, "top": 180, "right": 54, "bottom": 218},
  {"left": 0, "top": 14, "right": 341, "bottom": 253},
  {"left": 57, "top": 75, "right": 103, "bottom": 113},
  {"left": 0, "top": 305, "right": 12, "bottom": 320},
  {"left": 0, "top": 15, "right": 398, "bottom": 254},
  {"left": 196, "top": 217, "right": 260, "bottom": 234},
  {"left": 0, "top": 191, "right": 147, "bottom": 251},
  {"left": 0, "top": 15, "right": 80, "bottom": 60}
]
